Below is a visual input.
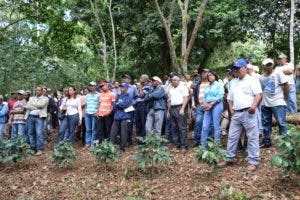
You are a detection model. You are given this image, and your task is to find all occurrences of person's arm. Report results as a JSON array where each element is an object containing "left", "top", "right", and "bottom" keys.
[
  {"left": 180, "top": 95, "right": 189, "bottom": 116},
  {"left": 33, "top": 97, "right": 49, "bottom": 109},
  {"left": 148, "top": 86, "right": 165, "bottom": 100},
  {"left": 77, "top": 98, "right": 82, "bottom": 124},
  {"left": 228, "top": 100, "right": 234, "bottom": 115},
  {"left": 282, "top": 82, "right": 290, "bottom": 99},
  {"left": 0, "top": 105, "right": 8, "bottom": 116},
  {"left": 117, "top": 94, "right": 133, "bottom": 108},
  {"left": 167, "top": 100, "right": 171, "bottom": 118},
  {"left": 248, "top": 93, "right": 262, "bottom": 114}
]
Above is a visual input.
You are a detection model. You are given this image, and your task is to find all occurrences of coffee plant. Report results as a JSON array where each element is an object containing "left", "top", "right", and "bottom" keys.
[
  {"left": 89, "top": 139, "right": 117, "bottom": 164},
  {"left": 49, "top": 140, "right": 77, "bottom": 168}
]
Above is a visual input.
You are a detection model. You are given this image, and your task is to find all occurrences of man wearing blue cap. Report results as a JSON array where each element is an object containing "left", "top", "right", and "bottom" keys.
[{"left": 218, "top": 59, "right": 262, "bottom": 172}]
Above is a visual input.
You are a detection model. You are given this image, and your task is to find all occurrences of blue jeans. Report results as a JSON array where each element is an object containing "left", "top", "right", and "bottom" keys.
[
  {"left": 201, "top": 102, "right": 223, "bottom": 147},
  {"left": 164, "top": 110, "right": 173, "bottom": 142},
  {"left": 11, "top": 123, "right": 26, "bottom": 140},
  {"left": 261, "top": 105, "right": 287, "bottom": 145},
  {"left": 0, "top": 123, "right": 4, "bottom": 139},
  {"left": 56, "top": 114, "right": 79, "bottom": 145},
  {"left": 296, "top": 77, "right": 300, "bottom": 93},
  {"left": 193, "top": 106, "right": 205, "bottom": 145},
  {"left": 286, "top": 84, "right": 297, "bottom": 113},
  {"left": 85, "top": 113, "right": 97, "bottom": 146},
  {"left": 27, "top": 116, "right": 45, "bottom": 151}
]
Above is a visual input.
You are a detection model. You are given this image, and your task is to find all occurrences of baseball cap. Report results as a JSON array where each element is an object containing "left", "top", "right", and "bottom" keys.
[
  {"left": 278, "top": 54, "right": 287, "bottom": 59},
  {"left": 233, "top": 59, "right": 247, "bottom": 68},
  {"left": 17, "top": 90, "right": 26, "bottom": 95},
  {"left": 151, "top": 76, "right": 162, "bottom": 83},
  {"left": 200, "top": 68, "right": 210, "bottom": 73},
  {"left": 11, "top": 91, "right": 16, "bottom": 95},
  {"left": 89, "top": 81, "right": 97, "bottom": 86},
  {"left": 122, "top": 74, "right": 132, "bottom": 80},
  {"left": 262, "top": 58, "right": 274, "bottom": 66},
  {"left": 25, "top": 90, "right": 31, "bottom": 95},
  {"left": 120, "top": 83, "right": 129, "bottom": 88}
]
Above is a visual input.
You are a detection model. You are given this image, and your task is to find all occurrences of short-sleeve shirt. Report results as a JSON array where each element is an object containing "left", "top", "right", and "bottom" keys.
[
  {"left": 85, "top": 92, "right": 100, "bottom": 115},
  {"left": 12, "top": 99, "right": 26, "bottom": 124},
  {"left": 168, "top": 84, "right": 189, "bottom": 106},
  {"left": 227, "top": 74, "right": 262, "bottom": 110},
  {"left": 274, "top": 63, "right": 295, "bottom": 85},
  {"left": 260, "top": 71, "right": 288, "bottom": 107},
  {"left": 97, "top": 92, "right": 115, "bottom": 116}
]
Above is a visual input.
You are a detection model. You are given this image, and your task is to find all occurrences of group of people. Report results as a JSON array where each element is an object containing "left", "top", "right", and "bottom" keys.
[{"left": 0, "top": 53, "right": 299, "bottom": 171}]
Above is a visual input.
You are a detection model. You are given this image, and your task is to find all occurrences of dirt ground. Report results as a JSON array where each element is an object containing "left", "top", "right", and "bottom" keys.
[{"left": 0, "top": 130, "right": 299, "bottom": 200}]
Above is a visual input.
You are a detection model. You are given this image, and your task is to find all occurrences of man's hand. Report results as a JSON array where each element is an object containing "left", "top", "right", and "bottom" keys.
[
  {"left": 248, "top": 106, "right": 256, "bottom": 114},
  {"left": 179, "top": 108, "right": 184, "bottom": 116}
]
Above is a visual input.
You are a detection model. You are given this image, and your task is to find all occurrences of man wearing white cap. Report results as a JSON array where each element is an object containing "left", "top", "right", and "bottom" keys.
[
  {"left": 275, "top": 54, "right": 297, "bottom": 113},
  {"left": 260, "top": 58, "right": 290, "bottom": 148}
]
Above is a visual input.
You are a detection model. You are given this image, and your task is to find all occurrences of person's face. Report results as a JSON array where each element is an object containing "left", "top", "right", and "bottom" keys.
[
  {"left": 63, "top": 88, "right": 69, "bottom": 96},
  {"left": 185, "top": 75, "right": 191, "bottom": 81},
  {"left": 89, "top": 85, "right": 96, "bottom": 92},
  {"left": 0, "top": 97, "right": 3, "bottom": 103},
  {"left": 122, "top": 77, "right": 131, "bottom": 84},
  {"left": 114, "top": 82, "right": 119, "bottom": 88},
  {"left": 69, "top": 87, "right": 75, "bottom": 96},
  {"left": 35, "top": 87, "right": 42, "bottom": 96},
  {"left": 226, "top": 73, "right": 233, "bottom": 81},
  {"left": 152, "top": 80, "right": 159, "bottom": 87},
  {"left": 263, "top": 63, "right": 274, "bottom": 72},
  {"left": 11, "top": 93, "right": 17, "bottom": 99},
  {"left": 233, "top": 66, "right": 247, "bottom": 79},
  {"left": 140, "top": 76, "right": 146, "bottom": 83},
  {"left": 171, "top": 76, "right": 180, "bottom": 87},
  {"left": 207, "top": 73, "right": 216, "bottom": 82},
  {"left": 279, "top": 58, "right": 287, "bottom": 65},
  {"left": 17, "top": 93, "right": 24, "bottom": 100},
  {"left": 120, "top": 86, "right": 127, "bottom": 94},
  {"left": 247, "top": 68, "right": 254, "bottom": 74},
  {"left": 201, "top": 71, "right": 208, "bottom": 79},
  {"left": 102, "top": 85, "right": 108, "bottom": 91},
  {"left": 83, "top": 88, "right": 89, "bottom": 95}
]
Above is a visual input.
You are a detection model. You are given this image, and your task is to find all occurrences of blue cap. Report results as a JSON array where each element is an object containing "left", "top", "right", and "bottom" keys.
[
  {"left": 233, "top": 59, "right": 247, "bottom": 68},
  {"left": 120, "top": 83, "right": 129, "bottom": 88}
]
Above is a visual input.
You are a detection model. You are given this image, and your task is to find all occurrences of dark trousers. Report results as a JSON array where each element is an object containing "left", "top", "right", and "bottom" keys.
[
  {"left": 170, "top": 106, "right": 187, "bottom": 149},
  {"left": 127, "top": 112, "right": 134, "bottom": 144},
  {"left": 110, "top": 119, "right": 128, "bottom": 151},
  {"left": 96, "top": 114, "right": 113, "bottom": 143},
  {"left": 134, "top": 102, "right": 147, "bottom": 138}
]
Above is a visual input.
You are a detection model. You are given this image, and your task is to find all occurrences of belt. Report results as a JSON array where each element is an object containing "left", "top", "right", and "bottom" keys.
[
  {"left": 171, "top": 104, "right": 182, "bottom": 108},
  {"left": 234, "top": 107, "right": 250, "bottom": 112},
  {"left": 29, "top": 115, "right": 39, "bottom": 118}
]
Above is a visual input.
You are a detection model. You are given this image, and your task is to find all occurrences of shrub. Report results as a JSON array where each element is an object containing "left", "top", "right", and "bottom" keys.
[
  {"left": 0, "top": 137, "right": 33, "bottom": 163},
  {"left": 195, "top": 140, "right": 227, "bottom": 169},
  {"left": 213, "top": 185, "right": 250, "bottom": 200},
  {"left": 271, "top": 125, "right": 300, "bottom": 175},
  {"left": 89, "top": 139, "right": 117, "bottom": 164},
  {"left": 49, "top": 140, "right": 77, "bottom": 168},
  {"left": 132, "top": 133, "right": 172, "bottom": 172}
]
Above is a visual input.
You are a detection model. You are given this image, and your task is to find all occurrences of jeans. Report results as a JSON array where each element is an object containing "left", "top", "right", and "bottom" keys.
[
  {"left": 85, "top": 113, "right": 97, "bottom": 146},
  {"left": 261, "top": 105, "right": 287, "bottom": 145},
  {"left": 296, "top": 77, "right": 300, "bottom": 92},
  {"left": 170, "top": 106, "right": 187, "bottom": 149},
  {"left": 0, "top": 123, "right": 4, "bottom": 139},
  {"left": 110, "top": 119, "right": 128, "bottom": 151},
  {"left": 27, "top": 116, "right": 45, "bottom": 151},
  {"left": 201, "top": 102, "right": 223, "bottom": 147},
  {"left": 56, "top": 113, "right": 79, "bottom": 145},
  {"left": 145, "top": 109, "right": 165, "bottom": 136},
  {"left": 11, "top": 123, "right": 26, "bottom": 140},
  {"left": 226, "top": 110, "right": 260, "bottom": 165},
  {"left": 286, "top": 84, "right": 297, "bottom": 113},
  {"left": 96, "top": 114, "right": 113, "bottom": 143},
  {"left": 193, "top": 106, "right": 205, "bottom": 145},
  {"left": 127, "top": 112, "right": 134, "bottom": 144},
  {"left": 134, "top": 102, "right": 147, "bottom": 138},
  {"left": 165, "top": 110, "right": 173, "bottom": 142}
]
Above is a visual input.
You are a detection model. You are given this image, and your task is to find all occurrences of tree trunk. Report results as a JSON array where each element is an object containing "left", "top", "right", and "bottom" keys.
[
  {"left": 289, "top": 0, "right": 295, "bottom": 66},
  {"left": 108, "top": 0, "right": 117, "bottom": 81},
  {"left": 177, "top": 0, "right": 188, "bottom": 73}
]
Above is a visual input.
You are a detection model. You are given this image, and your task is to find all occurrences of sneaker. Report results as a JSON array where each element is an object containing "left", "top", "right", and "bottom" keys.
[
  {"left": 260, "top": 143, "right": 271, "bottom": 148},
  {"left": 36, "top": 150, "right": 44, "bottom": 156},
  {"left": 246, "top": 164, "right": 257, "bottom": 172},
  {"left": 119, "top": 150, "right": 125, "bottom": 156}
]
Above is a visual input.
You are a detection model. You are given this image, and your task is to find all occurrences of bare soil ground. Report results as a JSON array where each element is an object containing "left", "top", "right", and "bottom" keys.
[{"left": 0, "top": 131, "right": 299, "bottom": 200}]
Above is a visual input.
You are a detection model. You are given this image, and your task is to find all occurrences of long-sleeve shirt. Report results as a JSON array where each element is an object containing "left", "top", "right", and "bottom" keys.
[
  {"left": 113, "top": 93, "right": 133, "bottom": 120},
  {"left": 203, "top": 81, "right": 224, "bottom": 103}
]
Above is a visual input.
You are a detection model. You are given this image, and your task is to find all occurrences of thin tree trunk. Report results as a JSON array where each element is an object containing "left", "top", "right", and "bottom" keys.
[
  {"left": 108, "top": 0, "right": 117, "bottom": 81},
  {"left": 89, "top": 0, "right": 109, "bottom": 81},
  {"left": 289, "top": 0, "right": 295, "bottom": 66}
]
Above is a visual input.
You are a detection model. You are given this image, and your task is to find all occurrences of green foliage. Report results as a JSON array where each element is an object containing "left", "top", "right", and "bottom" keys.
[
  {"left": 132, "top": 133, "right": 172, "bottom": 172},
  {"left": 49, "top": 140, "right": 77, "bottom": 168},
  {"left": 89, "top": 139, "right": 117, "bottom": 164},
  {"left": 0, "top": 137, "right": 33, "bottom": 163},
  {"left": 195, "top": 140, "right": 227, "bottom": 169},
  {"left": 213, "top": 185, "right": 250, "bottom": 200},
  {"left": 271, "top": 125, "right": 300, "bottom": 175}
]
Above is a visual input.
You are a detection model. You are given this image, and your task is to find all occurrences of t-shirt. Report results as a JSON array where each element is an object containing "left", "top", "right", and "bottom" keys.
[
  {"left": 260, "top": 71, "right": 288, "bottom": 107},
  {"left": 64, "top": 98, "right": 82, "bottom": 119},
  {"left": 227, "top": 74, "right": 262, "bottom": 110},
  {"left": 97, "top": 92, "right": 115, "bottom": 116},
  {"left": 12, "top": 99, "right": 26, "bottom": 124},
  {"left": 168, "top": 84, "right": 189, "bottom": 106},
  {"left": 85, "top": 92, "right": 100, "bottom": 115},
  {"left": 198, "top": 81, "right": 209, "bottom": 105},
  {"left": 274, "top": 63, "right": 294, "bottom": 85}
]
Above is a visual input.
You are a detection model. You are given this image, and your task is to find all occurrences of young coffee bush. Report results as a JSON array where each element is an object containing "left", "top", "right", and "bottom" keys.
[
  {"left": 132, "top": 132, "right": 172, "bottom": 172},
  {"left": 0, "top": 137, "right": 33, "bottom": 163},
  {"left": 271, "top": 125, "right": 300, "bottom": 175},
  {"left": 49, "top": 140, "right": 77, "bottom": 168},
  {"left": 89, "top": 139, "right": 117, "bottom": 164},
  {"left": 195, "top": 140, "right": 227, "bottom": 169}
]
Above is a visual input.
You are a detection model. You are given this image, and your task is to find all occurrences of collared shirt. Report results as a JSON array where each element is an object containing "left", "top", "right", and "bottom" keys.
[
  {"left": 203, "top": 81, "right": 224, "bottom": 103},
  {"left": 275, "top": 63, "right": 294, "bottom": 85},
  {"left": 168, "top": 84, "right": 189, "bottom": 106},
  {"left": 227, "top": 74, "right": 262, "bottom": 110},
  {"left": 85, "top": 92, "right": 100, "bottom": 114},
  {"left": 97, "top": 91, "right": 115, "bottom": 116}
]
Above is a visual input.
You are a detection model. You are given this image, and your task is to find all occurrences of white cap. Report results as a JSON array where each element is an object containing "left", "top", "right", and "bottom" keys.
[
  {"left": 262, "top": 58, "right": 274, "bottom": 66},
  {"left": 151, "top": 76, "right": 162, "bottom": 83}
]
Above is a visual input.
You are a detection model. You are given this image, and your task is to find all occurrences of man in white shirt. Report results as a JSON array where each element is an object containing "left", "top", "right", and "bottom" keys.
[
  {"left": 275, "top": 54, "right": 297, "bottom": 113},
  {"left": 167, "top": 75, "right": 189, "bottom": 154},
  {"left": 218, "top": 59, "right": 262, "bottom": 172}
]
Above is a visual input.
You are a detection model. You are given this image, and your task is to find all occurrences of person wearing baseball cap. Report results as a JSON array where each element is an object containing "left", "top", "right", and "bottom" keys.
[
  {"left": 218, "top": 58, "right": 262, "bottom": 172},
  {"left": 259, "top": 58, "right": 290, "bottom": 148},
  {"left": 275, "top": 54, "right": 297, "bottom": 113}
]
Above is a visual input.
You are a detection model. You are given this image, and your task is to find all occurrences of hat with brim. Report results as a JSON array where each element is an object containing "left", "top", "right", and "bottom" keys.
[
  {"left": 17, "top": 90, "right": 26, "bottom": 95},
  {"left": 11, "top": 91, "right": 16, "bottom": 95},
  {"left": 262, "top": 58, "right": 274, "bottom": 66},
  {"left": 122, "top": 74, "right": 132, "bottom": 80},
  {"left": 200, "top": 68, "right": 209, "bottom": 73},
  {"left": 120, "top": 83, "right": 129, "bottom": 88},
  {"left": 233, "top": 59, "right": 247, "bottom": 68},
  {"left": 278, "top": 54, "right": 287, "bottom": 59},
  {"left": 151, "top": 76, "right": 162, "bottom": 83},
  {"left": 89, "top": 81, "right": 97, "bottom": 86}
]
